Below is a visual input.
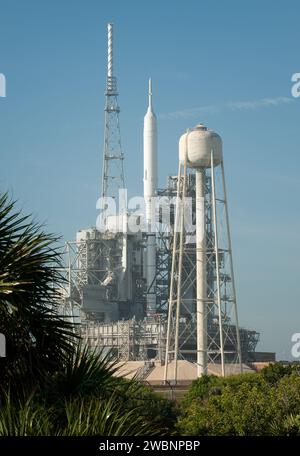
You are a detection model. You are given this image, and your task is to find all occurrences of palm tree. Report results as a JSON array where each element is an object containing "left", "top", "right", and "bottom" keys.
[{"left": 0, "top": 193, "right": 75, "bottom": 396}]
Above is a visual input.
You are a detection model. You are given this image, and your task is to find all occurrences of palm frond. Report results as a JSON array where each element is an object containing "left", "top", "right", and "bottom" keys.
[
  {"left": 0, "top": 192, "right": 77, "bottom": 394},
  {"left": 47, "top": 344, "right": 121, "bottom": 401},
  {"left": 61, "top": 395, "right": 160, "bottom": 436}
]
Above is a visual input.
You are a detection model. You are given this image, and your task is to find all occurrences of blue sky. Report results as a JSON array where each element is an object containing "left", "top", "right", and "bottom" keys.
[{"left": 0, "top": 0, "right": 300, "bottom": 359}]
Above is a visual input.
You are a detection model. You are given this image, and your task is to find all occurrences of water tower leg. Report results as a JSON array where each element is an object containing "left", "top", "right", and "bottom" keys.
[
  {"left": 221, "top": 161, "right": 243, "bottom": 373},
  {"left": 211, "top": 151, "right": 225, "bottom": 377},
  {"left": 196, "top": 169, "right": 208, "bottom": 376},
  {"left": 173, "top": 156, "right": 187, "bottom": 383},
  {"left": 164, "top": 162, "right": 182, "bottom": 384}
]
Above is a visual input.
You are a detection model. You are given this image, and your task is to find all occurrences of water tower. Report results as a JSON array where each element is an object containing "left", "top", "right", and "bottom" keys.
[{"left": 164, "top": 124, "right": 242, "bottom": 382}]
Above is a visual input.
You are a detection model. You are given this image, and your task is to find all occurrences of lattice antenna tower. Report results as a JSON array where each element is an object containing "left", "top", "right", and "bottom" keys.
[{"left": 101, "top": 23, "right": 125, "bottom": 214}]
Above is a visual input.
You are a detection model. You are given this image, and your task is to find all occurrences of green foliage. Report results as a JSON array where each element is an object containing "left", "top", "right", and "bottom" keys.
[
  {"left": 182, "top": 372, "right": 262, "bottom": 409},
  {"left": 116, "top": 381, "right": 178, "bottom": 433},
  {"left": 43, "top": 343, "right": 177, "bottom": 433},
  {"left": 0, "top": 354, "right": 167, "bottom": 436},
  {"left": 61, "top": 395, "right": 159, "bottom": 436},
  {"left": 177, "top": 366, "right": 300, "bottom": 436},
  {"left": 260, "top": 362, "right": 298, "bottom": 384},
  {"left": 0, "top": 393, "right": 53, "bottom": 436},
  {"left": 181, "top": 375, "right": 223, "bottom": 407},
  {"left": 0, "top": 392, "right": 159, "bottom": 436},
  {"left": 273, "top": 414, "right": 300, "bottom": 436}
]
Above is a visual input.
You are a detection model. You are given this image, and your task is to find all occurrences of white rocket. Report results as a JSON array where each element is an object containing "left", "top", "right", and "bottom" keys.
[{"left": 143, "top": 78, "right": 157, "bottom": 318}]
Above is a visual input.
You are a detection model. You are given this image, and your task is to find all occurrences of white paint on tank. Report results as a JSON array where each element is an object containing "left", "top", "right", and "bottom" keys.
[{"left": 179, "top": 124, "right": 222, "bottom": 168}]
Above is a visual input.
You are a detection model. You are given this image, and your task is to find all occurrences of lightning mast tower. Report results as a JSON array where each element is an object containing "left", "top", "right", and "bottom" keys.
[{"left": 101, "top": 23, "right": 125, "bottom": 221}]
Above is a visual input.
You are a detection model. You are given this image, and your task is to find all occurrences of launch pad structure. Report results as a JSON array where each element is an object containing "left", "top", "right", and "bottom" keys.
[
  {"left": 58, "top": 23, "right": 262, "bottom": 381},
  {"left": 59, "top": 171, "right": 260, "bottom": 369}
]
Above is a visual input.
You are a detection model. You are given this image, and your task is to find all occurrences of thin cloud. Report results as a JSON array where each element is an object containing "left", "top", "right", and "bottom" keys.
[{"left": 159, "top": 96, "right": 293, "bottom": 120}]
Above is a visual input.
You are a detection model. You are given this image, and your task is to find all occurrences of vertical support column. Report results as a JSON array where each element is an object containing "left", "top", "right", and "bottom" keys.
[
  {"left": 211, "top": 151, "right": 225, "bottom": 377},
  {"left": 173, "top": 154, "right": 188, "bottom": 383},
  {"left": 221, "top": 161, "right": 243, "bottom": 372},
  {"left": 164, "top": 161, "right": 182, "bottom": 383},
  {"left": 196, "top": 169, "right": 207, "bottom": 376}
]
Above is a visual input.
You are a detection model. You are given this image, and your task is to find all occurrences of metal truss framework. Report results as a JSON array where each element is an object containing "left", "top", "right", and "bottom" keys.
[
  {"left": 101, "top": 23, "right": 125, "bottom": 210},
  {"left": 58, "top": 234, "right": 123, "bottom": 319},
  {"left": 81, "top": 318, "right": 165, "bottom": 362},
  {"left": 155, "top": 178, "right": 177, "bottom": 316}
]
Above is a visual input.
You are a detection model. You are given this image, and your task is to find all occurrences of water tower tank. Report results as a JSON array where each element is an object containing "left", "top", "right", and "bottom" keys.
[{"left": 179, "top": 124, "right": 222, "bottom": 168}]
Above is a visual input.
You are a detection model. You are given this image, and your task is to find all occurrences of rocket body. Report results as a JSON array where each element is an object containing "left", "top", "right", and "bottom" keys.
[
  {"left": 143, "top": 79, "right": 157, "bottom": 318},
  {"left": 143, "top": 79, "right": 157, "bottom": 222}
]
